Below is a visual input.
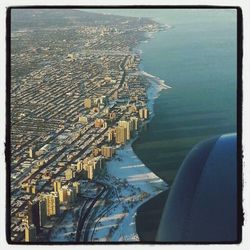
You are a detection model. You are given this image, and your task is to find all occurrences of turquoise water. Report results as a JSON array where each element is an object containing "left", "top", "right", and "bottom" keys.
[{"left": 87, "top": 9, "right": 237, "bottom": 185}]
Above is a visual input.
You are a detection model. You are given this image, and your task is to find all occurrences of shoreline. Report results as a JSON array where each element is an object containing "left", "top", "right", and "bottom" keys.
[
  {"left": 90, "top": 138, "right": 168, "bottom": 241},
  {"left": 89, "top": 23, "right": 172, "bottom": 241},
  {"left": 140, "top": 70, "right": 172, "bottom": 90},
  {"left": 89, "top": 72, "right": 170, "bottom": 241}
]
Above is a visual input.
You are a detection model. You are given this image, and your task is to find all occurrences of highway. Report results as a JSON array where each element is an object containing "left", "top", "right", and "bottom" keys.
[{"left": 75, "top": 181, "right": 108, "bottom": 242}]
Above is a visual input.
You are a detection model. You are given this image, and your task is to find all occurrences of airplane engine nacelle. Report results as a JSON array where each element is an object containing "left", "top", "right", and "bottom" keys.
[{"left": 157, "top": 133, "right": 238, "bottom": 242}]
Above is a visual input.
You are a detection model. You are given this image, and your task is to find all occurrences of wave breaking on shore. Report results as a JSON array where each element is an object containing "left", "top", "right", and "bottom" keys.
[{"left": 140, "top": 70, "right": 172, "bottom": 90}]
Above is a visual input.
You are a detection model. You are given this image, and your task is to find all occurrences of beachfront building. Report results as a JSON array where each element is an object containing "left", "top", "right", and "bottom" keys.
[
  {"left": 86, "top": 164, "right": 94, "bottom": 180},
  {"left": 101, "top": 145, "right": 115, "bottom": 158},
  {"left": 82, "top": 157, "right": 104, "bottom": 180},
  {"left": 118, "top": 120, "right": 131, "bottom": 140},
  {"left": 139, "top": 108, "right": 149, "bottom": 119},
  {"left": 130, "top": 116, "right": 139, "bottom": 131},
  {"left": 115, "top": 126, "right": 127, "bottom": 144}
]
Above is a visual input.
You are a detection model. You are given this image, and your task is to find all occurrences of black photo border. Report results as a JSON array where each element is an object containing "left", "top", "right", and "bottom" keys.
[{"left": 5, "top": 5, "right": 243, "bottom": 245}]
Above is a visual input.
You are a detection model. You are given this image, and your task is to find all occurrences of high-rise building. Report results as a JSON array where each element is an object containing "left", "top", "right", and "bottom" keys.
[
  {"left": 115, "top": 126, "right": 127, "bottom": 144},
  {"left": 86, "top": 164, "right": 94, "bottom": 180},
  {"left": 28, "top": 200, "right": 40, "bottom": 233},
  {"left": 93, "top": 157, "right": 103, "bottom": 170},
  {"left": 101, "top": 146, "right": 114, "bottom": 158},
  {"left": 24, "top": 224, "right": 36, "bottom": 242},
  {"left": 92, "top": 147, "right": 100, "bottom": 157},
  {"left": 139, "top": 108, "right": 144, "bottom": 119},
  {"left": 139, "top": 108, "right": 149, "bottom": 119},
  {"left": 118, "top": 120, "right": 131, "bottom": 140},
  {"left": 84, "top": 98, "right": 92, "bottom": 109},
  {"left": 83, "top": 159, "right": 95, "bottom": 180},
  {"left": 76, "top": 160, "right": 83, "bottom": 172},
  {"left": 107, "top": 128, "right": 115, "bottom": 142},
  {"left": 82, "top": 157, "right": 103, "bottom": 180},
  {"left": 65, "top": 168, "right": 74, "bottom": 180},
  {"left": 28, "top": 197, "right": 47, "bottom": 231},
  {"left": 73, "top": 181, "right": 81, "bottom": 195},
  {"left": 29, "top": 147, "right": 35, "bottom": 158},
  {"left": 67, "top": 187, "right": 76, "bottom": 203},
  {"left": 57, "top": 184, "right": 78, "bottom": 205},
  {"left": 31, "top": 185, "right": 36, "bottom": 194},
  {"left": 130, "top": 116, "right": 138, "bottom": 131},
  {"left": 144, "top": 108, "right": 149, "bottom": 119},
  {"left": 44, "top": 192, "right": 59, "bottom": 217},
  {"left": 53, "top": 180, "right": 62, "bottom": 193},
  {"left": 38, "top": 198, "right": 47, "bottom": 227},
  {"left": 58, "top": 186, "right": 68, "bottom": 204},
  {"left": 93, "top": 97, "right": 100, "bottom": 106}
]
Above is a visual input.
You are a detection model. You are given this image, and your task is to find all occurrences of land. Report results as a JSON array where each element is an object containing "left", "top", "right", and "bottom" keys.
[{"left": 9, "top": 9, "right": 168, "bottom": 242}]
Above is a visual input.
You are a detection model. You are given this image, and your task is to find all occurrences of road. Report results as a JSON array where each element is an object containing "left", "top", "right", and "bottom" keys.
[{"left": 75, "top": 181, "right": 108, "bottom": 242}]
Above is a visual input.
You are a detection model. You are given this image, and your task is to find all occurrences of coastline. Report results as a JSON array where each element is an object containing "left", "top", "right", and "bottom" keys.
[
  {"left": 89, "top": 71, "right": 170, "bottom": 241},
  {"left": 91, "top": 140, "right": 168, "bottom": 241},
  {"left": 88, "top": 23, "right": 172, "bottom": 242}
]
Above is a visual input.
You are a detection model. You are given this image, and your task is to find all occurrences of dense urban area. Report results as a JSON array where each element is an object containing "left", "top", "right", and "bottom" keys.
[{"left": 9, "top": 9, "right": 167, "bottom": 242}]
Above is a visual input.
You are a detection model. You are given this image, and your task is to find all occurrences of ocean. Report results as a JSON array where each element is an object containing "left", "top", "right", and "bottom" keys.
[{"left": 86, "top": 8, "right": 237, "bottom": 186}]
